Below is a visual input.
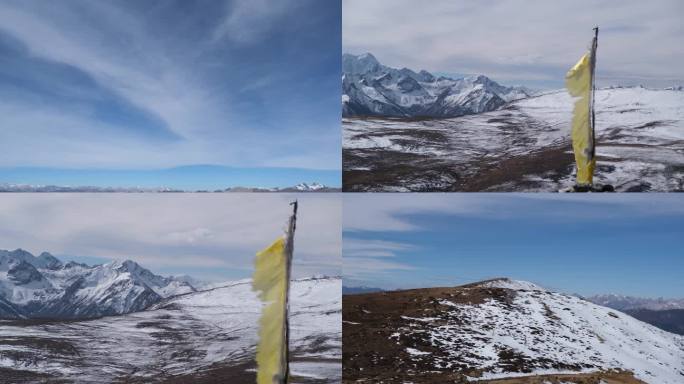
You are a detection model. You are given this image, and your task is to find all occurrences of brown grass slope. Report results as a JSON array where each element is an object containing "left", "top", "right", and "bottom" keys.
[{"left": 342, "top": 282, "right": 646, "bottom": 384}]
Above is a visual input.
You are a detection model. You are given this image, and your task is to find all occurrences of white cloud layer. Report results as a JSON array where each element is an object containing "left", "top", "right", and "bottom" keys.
[
  {"left": 0, "top": 194, "right": 341, "bottom": 280},
  {"left": 343, "top": 0, "right": 683, "bottom": 88}
]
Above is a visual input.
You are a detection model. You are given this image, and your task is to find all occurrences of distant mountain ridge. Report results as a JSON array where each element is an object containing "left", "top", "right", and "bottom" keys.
[
  {"left": 586, "top": 293, "right": 684, "bottom": 311},
  {"left": 0, "top": 182, "right": 340, "bottom": 193},
  {"left": 0, "top": 249, "right": 197, "bottom": 320},
  {"left": 342, "top": 52, "right": 532, "bottom": 118},
  {"left": 585, "top": 293, "right": 684, "bottom": 336},
  {"left": 342, "top": 286, "right": 384, "bottom": 295}
]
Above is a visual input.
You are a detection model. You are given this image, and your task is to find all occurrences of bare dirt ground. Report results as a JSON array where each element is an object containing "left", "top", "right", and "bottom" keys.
[
  {"left": 474, "top": 371, "right": 646, "bottom": 384},
  {"left": 343, "top": 285, "right": 515, "bottom": 383}
]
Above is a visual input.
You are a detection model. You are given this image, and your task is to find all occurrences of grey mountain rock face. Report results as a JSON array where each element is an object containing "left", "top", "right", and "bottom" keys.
[{"left": 8, "top": 261, "right": 49, "bottom": 286}]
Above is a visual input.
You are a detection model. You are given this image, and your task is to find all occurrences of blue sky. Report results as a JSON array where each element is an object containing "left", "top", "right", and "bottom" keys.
[
  {"left": 344, "top": 0, "right": 683, "bottom": 89},
  {"left": 0, "top": 194, "right": 341, "bottom": 281},
  {"left": 343, "top": 194, "right": 684, "bottom": 298},
  {"left": 0, "top": 1, "right": 341, "bottom": 188},
  {"left": 0, "top": 166, "right": 340, "bottom": 190}
]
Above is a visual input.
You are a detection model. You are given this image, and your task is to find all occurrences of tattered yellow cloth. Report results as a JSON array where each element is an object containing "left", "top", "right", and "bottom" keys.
[
  {"left": 566, "top": 52, "right": 596, "bottom": 186},
  {"left": 253, "top": 237, "right": 288, "bottom": 384}
]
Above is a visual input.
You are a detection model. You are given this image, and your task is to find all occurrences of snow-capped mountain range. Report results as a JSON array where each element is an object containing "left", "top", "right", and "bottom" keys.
[
  {"left": 342, "top": 52, "right": 532, "bottom": 118},
  {"left": 0, "top": 249, "right": 196, "bottom": 320},
  {"left": 0, "top": 182, "right": 339, "bottom": 193},
  {"left": 343, "top": 277, "right": 684, "bottom": 383}
]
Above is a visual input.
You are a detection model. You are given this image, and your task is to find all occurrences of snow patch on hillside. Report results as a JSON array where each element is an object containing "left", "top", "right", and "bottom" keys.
[
  {"left": 414, "top": 284, "right": 684, "bottom": 383},
  {"left": 477, "top": 278, "right": 546, "bottom": 291}
]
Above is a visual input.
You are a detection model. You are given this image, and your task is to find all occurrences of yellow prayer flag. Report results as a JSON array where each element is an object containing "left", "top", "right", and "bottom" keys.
[
  {"left": 253, "top": 237, "right": 288, "bottom": 384},
  {"left": 566, "top": 52, "right": 596, "bottom": 186}
]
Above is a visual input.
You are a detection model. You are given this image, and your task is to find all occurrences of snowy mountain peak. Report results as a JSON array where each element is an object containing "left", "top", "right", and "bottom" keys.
[
  {"left": 357, "top": 52, "right": 378, "bottom": 62},
  {"left": 343, "top": 52, "right": 381, "bottom": 75},
  {"left": 1, "top": 249, "right": 63, "bottom": 271},
  {"left": 468, "top": 74, "right": 489, "bottom": 83},
  {"left": 474, "top": 278, "right": 547, "bottom": 291},
  {"left": 417, "top": 69, "right": 435, "bottom": 82},
  {"left": 103, "top": 259, "right": 196, "bottom": 298},
  {"left": 9, "top": 248, "right": 32, "bottom": 257},
  {"left": 294, "top": 182, "right": 326, "bottom": 191},
  {"left": 110, "top": 259, "right": 142, "bottom": 273},
  {"left": 37, "top": 252, "right": 63, "bottom": 269}
]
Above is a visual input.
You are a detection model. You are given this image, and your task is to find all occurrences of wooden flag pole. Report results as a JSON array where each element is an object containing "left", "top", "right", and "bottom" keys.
[
  {"left": 282, "top": 200, "right": 297, "bottom": 383},
  {"left": 590, "top": 26, "right": 599, "bottom": 163}
]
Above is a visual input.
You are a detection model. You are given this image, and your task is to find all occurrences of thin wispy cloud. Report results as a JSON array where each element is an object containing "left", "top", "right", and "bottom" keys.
[
  {"left": 212, "top": 0, "right": 292, "bottom": 44},
  {"left": 0, "top": 194, "right": 341, "bottom": 281},
  {"left": 343, "top": 0, "right": 683, "bottom": 88},
  {"left": 343, "top": 257, "right": 416, "bottom": 283},
  {"left": 344, "top": 239, "right": 415, "bottom": 258},
  {"left": 342, "top": 238, "right": 416, "bottom": 282},
  {"left": 0, "top": 0, "right": 341, "bottom": 186}
]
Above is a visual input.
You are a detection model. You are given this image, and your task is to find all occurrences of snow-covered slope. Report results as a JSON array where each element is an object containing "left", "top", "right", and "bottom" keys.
[
  {"left": 476, "top": 277, "right": 546, "bottom": 291},
  {"left": 0, "top": 249, "right": 196, "bottom": 319},
  {"left": 435, "top": 281, "right": 684, "bottom": 382},
  {"left": 342, "top": 52, "right": 531, "bottom": 118},
  {"left": 343, "top": 278, "right": 684, "bottom": 383},
  {"left": 0, "top": 276, "right": 341, "bottom": 383},
  {"left": 344, "top": 86, "right": 684, "bottom": 191}
]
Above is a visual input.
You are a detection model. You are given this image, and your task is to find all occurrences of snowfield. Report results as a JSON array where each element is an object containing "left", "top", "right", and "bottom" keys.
[
  {"left": 0, "top": 277, "right": 341, "bottom": 383},
  {"left": 404, "top": 281, "right": 684, "bottom": 383},
  {"left": 343, "top": 87, "right": 684, "bottom": 192}
]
